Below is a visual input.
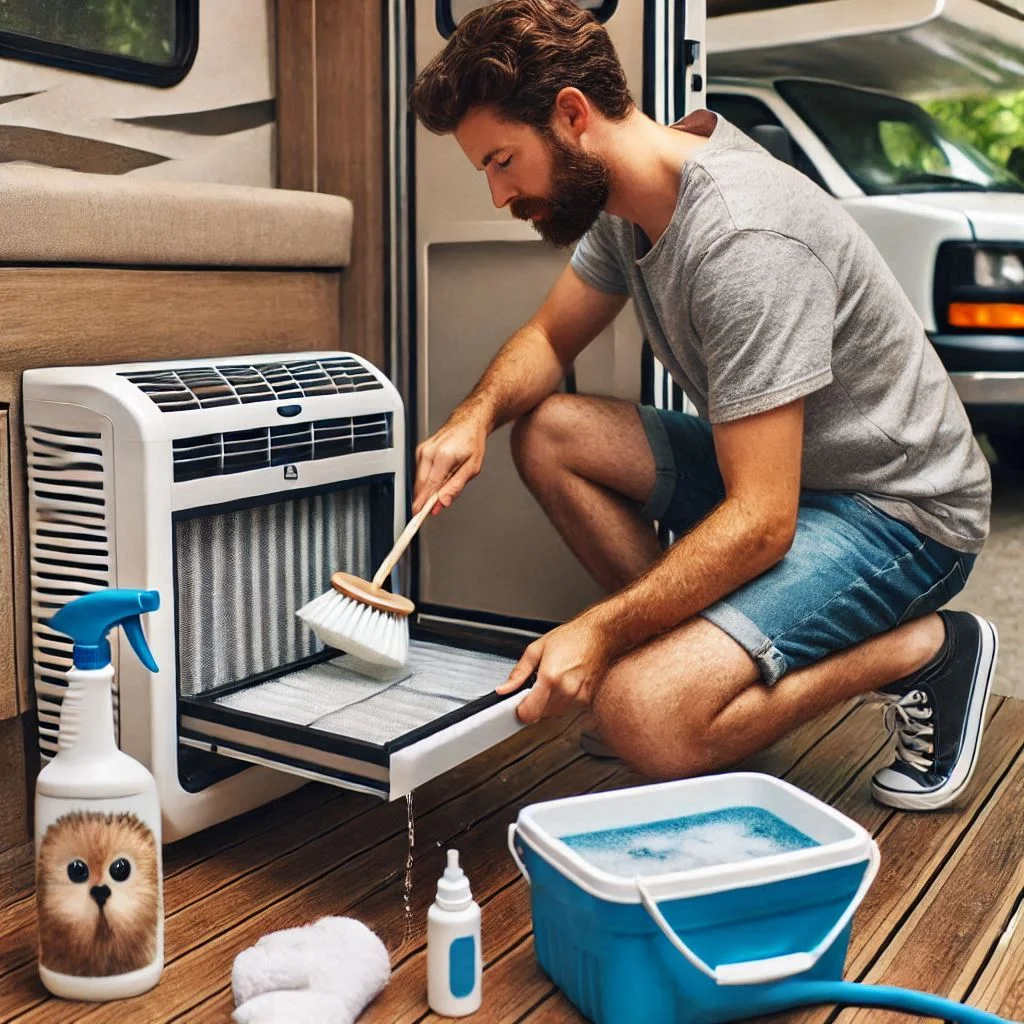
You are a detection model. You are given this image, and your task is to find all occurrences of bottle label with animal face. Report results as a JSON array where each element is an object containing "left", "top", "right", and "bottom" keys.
[{"left": 35, "top": 796, "right": 163, "bottom": 979}]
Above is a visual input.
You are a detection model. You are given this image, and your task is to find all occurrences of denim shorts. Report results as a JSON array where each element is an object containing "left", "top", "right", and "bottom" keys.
[{"left": 638, "top": 405, "right": 976, "bottom": 685}]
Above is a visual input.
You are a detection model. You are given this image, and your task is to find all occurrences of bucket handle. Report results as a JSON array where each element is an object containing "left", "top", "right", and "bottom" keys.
[
  {"left": 508, "top": 823, "right": 531, "bottom": 884},
  {"left": 637, "top": 841, "right": 880, "bottom": 987}
]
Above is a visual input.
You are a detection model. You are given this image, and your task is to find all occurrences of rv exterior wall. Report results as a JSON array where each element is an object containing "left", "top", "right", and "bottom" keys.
[{"left": 0, "top": 0, "right": 275, "bottom": 185}]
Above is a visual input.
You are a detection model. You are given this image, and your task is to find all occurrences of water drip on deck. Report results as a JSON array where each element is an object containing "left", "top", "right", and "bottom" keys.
[{"left": 403, "top": 790, "right": 415, "bottom": 941}]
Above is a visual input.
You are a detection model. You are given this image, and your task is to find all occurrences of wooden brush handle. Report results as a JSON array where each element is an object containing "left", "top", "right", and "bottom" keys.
[{"left": 371, "top": 491, "right": 440, "bottom": 588}]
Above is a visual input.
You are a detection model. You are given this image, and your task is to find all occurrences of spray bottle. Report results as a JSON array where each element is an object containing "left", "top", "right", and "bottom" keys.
[
  {"left": 35, "top": 589, "right": 163, "bottom": 1001},
  {"left": 427, "top": 849, "right": 482, "bottom": 1016}
]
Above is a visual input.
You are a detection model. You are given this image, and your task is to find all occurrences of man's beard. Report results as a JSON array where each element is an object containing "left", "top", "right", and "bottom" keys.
[{"left": 510, "top": 133, "right": 611, "bottom": 247}]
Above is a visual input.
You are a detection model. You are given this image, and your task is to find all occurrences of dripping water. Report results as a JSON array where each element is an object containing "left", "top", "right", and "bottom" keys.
[{"left": 403, "top": 791, "right": 415, "bottom": 940}]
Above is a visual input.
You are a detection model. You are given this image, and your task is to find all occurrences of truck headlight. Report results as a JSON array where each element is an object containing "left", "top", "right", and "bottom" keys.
[
  {"left": 935, "top": 243, "right": 1024, "bottom": 332},
  {"left": 974, "top": 249, "right": 1024, "bottom": 289}
]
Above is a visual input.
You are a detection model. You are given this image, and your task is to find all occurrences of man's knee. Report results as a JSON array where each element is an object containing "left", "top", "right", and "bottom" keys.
[
  {"left": 510, "top": 393, "right": 583, "bottom": 481},
  {"left": 593, "top": 700, "right": 716, "bottom": 779},
  {"left": 590, "top": 620, "right": 757, "bottom": 779},
  {"left": 591, "top": 673, "right": 718, "bottom": 780}
]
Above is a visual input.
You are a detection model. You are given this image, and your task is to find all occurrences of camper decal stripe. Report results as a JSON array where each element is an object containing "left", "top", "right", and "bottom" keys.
[
  {"left": 0, "top": 125, "right": 168, "bottom": 173},
  {"left": 0, "top": 90, "right": 41, "bottom": 105},
  {"left": 115, "top": 99, "right": 276, "bottom": 137}
]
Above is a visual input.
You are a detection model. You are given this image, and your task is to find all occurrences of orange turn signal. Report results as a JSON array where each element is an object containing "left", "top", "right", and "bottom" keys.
[{"left": 948, "top": 302, "right": 1024, "bottom": 330}]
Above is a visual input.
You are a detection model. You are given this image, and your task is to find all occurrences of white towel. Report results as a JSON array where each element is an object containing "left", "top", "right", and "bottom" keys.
[{"left": 232, "top": 916, "right": 391, "bottom": 1024}]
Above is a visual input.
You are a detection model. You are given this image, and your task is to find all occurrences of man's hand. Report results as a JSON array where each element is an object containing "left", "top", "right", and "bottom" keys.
[
  {"left": 496, "top": 613, "right": 613, "bottom": 724},
  {"left": 413, "top": 409, "right": 489, "bottom": 514}
]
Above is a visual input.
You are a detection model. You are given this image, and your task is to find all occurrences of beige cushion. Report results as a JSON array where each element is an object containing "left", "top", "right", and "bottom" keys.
[{"left": 0, "top": 163, "right": 353, "bottom": 268}]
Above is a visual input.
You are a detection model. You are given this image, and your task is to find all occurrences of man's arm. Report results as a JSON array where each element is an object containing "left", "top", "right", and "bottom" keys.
[
  {"left": 413, "top": 265, "right": 627, "bottom": 511},
  {"left": 500, "top": 398, "right": 805, "bottom": 722},
  {"left": 589, "top": 398, "right": 804, "bottom": 658},
  {"left": 500, "top": 228, "right": 836, "bottom": 722}
]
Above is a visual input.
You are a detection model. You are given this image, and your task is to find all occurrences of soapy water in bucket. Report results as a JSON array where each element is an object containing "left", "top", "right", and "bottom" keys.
[{"left": 562, "top": 806, "right": 819, "bottom": 877}]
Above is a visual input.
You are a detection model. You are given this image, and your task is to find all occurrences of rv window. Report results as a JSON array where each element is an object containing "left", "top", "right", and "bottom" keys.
[
  {"left": 0, "top": 0, "right": 197, "bottom": 87},
  {"left": 705, "top": 93, "right": 831, "bottom": 194},
  {"left": 437, "top": 0, "right": 617, "bottom": 38}
]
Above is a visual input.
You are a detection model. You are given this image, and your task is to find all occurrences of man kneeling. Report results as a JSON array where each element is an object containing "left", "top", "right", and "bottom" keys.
[{"left": 409, "top": 0, "right": 996, "bottom": 811}]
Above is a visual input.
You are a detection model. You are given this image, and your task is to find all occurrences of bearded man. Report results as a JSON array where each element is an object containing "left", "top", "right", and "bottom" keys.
[{"left": 407, "top": 0, "right": 996, "bottom": 811}]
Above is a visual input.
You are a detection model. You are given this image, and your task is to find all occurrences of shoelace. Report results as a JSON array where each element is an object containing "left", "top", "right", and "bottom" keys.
[{"left": 882, "top": 689, "right": 935, "bottom": 772}]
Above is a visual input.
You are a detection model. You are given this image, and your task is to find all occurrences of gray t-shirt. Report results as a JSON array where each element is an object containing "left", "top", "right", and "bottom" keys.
[{"left": 571, "top": 112, "right": 991, "bottom": 553}]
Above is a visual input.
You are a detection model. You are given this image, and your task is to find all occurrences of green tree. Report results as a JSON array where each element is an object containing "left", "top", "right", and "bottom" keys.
[{"left": 922, "top": 90, "right": 1024, "bottom": 179}]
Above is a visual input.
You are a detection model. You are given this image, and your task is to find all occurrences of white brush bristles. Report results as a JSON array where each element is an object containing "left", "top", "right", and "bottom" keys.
[{"left": 296, "top": 590, "right": 409, "bottom": 668}]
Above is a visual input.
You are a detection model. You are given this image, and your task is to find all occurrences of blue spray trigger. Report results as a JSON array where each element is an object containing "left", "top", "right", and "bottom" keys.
[
  {"left": 49, "top": 590, "right": 160, "bottom": 672},
  {"left": 121, "top": 613, "right": 159, "bottom": 673}
]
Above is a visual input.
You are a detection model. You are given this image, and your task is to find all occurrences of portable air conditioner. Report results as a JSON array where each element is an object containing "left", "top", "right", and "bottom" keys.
[{"left": 24, "top": 353, "right": 530, "bottom": 842}]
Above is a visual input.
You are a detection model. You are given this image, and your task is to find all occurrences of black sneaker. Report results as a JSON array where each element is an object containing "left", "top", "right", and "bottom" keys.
[{"left": 871, "top": 611, "right": 998, "bottom": 811}]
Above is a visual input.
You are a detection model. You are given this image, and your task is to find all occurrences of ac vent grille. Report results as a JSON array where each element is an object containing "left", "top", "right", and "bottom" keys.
[
  {"left": 172, "top": 413, "right": 393, "bottom": 482},
  {"left": 120, "top": 356, "right": 382, "bottom": 412},
  {"left": 26, "top": 425, "right": 113, "bottom": 760}
]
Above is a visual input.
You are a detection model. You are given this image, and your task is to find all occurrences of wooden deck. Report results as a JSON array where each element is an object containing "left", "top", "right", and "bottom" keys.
[{"left": 2, "top": 696, "right": 1024, "bottom": 1024}]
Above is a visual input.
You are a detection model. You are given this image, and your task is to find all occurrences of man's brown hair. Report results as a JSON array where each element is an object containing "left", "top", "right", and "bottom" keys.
[{"left": 409, "top": 0, "right": 633, "bottom": 135}]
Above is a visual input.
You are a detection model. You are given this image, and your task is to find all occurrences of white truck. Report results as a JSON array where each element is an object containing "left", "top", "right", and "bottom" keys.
[{"left": 707, "top": 0, "right": 1024, "bottom": 466}]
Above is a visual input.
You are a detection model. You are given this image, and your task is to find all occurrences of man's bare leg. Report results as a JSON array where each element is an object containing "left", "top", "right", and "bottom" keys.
[
  {"left": 511, "top": 393, "right": 662, "bottom": 592},
  {"left": 511, "top": 391, "right": 946, "bottom": 776},
  {"left": 591, "top": 613, "right": 946, "bottom": 779}
]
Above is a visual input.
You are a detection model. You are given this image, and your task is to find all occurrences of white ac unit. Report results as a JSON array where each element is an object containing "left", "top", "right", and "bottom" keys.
[{"left": 24, "top": 353, "right": 529, "bottom": 842}]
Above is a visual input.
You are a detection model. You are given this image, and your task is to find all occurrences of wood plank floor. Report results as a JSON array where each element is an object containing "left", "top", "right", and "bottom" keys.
[{"left": 2, "top": 696, "right": 1023, "bottom": 1024}]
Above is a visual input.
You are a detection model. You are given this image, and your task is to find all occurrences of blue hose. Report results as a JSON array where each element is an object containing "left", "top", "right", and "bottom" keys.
[{"left": 760, "top": 980, "right": 1020, "bottom": 1023}]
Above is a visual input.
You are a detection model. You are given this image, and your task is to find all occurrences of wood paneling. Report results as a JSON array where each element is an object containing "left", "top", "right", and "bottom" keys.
[
  {"left": 0, "top": 265, "right": 342, "bottom": 713},
  {"left": 0, "top": 411, "right": 16, "bottom": 721},
  {"left": 0, "top": 267, "right": 340, "bottom": 388},
  {"left": 275, "top": 1, "right": 317, "bottom": 193},
  {"left": 316, "top": 1, "right": 387, "bottom": 372},
  {"left": 0, "top": 840, "right": 33, "bottom": 913},
  {"left": 276, "top": 0, "right": 388, "bottom": 371},
  {"left": 0, "top": 716, "right": 29, "bottom": 855}
]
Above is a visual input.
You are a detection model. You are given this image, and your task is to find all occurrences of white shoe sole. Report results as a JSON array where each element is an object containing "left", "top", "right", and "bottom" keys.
[{"left": 871, "top": 615, "right": 998, "bottom": 811}]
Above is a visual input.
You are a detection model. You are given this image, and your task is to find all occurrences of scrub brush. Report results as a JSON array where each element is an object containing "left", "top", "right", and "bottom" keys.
[{"left": 296, "top": 492, "right": 440, "bottom": 668}]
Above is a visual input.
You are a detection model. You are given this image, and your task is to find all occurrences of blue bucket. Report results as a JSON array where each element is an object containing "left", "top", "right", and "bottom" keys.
[{"left": 508, "top": 772, "right": 879, "bottom": 1024}]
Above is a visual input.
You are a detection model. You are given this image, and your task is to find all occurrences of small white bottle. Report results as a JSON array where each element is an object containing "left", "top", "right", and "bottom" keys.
[{"left": 427, "top": 849, "right": 482, "bottom": 1017}]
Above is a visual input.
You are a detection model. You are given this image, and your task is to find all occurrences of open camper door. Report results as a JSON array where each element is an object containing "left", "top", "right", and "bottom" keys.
[
  {"left": 708, "top": 0, "right": 1024, "bottom": 96},
  {"left": 403, "top": 0, "right": 707, "bottom": 634}
]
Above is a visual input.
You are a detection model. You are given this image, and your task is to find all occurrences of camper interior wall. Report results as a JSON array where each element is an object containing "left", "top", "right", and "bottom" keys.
[{"left": 0, "top": 0, "right": 389, "bottom": 868}]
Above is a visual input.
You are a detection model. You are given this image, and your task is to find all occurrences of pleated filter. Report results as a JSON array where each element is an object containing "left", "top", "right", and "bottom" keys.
[
  {"left": 213, "top": 641, "right": 517, "bottom": 745},
  {"left": 174, "top": 486, "right": 373, "bottom": 697}
]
